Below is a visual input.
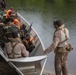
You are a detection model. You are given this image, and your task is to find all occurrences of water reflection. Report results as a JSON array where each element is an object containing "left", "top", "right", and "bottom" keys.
[{"left": 6, "top": 0, "right": 76, "bottom": 75}]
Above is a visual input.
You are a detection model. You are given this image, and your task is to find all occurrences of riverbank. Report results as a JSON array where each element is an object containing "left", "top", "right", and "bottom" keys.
[
  {"left": 43, "top": 71, "right": 55, "bottom": 75},
  {"left": 43, "top": 73, "right": 55, "bottom": 75}
]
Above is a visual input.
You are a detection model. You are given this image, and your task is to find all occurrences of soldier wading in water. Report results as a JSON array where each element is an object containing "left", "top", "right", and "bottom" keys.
[{"left": 44, "top": 20, "right": 72, "bottom": 75}]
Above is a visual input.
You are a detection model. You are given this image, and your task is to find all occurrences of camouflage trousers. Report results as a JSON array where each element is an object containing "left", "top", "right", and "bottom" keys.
[{"left": 55, "top": 52, "right": 69, "bottom": 75}]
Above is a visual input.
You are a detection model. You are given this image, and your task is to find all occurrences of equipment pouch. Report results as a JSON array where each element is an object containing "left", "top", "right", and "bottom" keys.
[
  {"left": 57, "top": 47, "right": 67, "bottom": 53},
  {"left": 66, "top": 44, "right": 73, "bottom": 51}
]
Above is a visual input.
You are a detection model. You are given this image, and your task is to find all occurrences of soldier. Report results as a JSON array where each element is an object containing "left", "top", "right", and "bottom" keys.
[
  {"left": 44, "top": 20, "right": 70, "bottom": 75},
  {"left": 22, "top": 33, "right": 35, "bottom": 53},
  {"left": 4, "top": 32, "right": 29, "bottom": 58},
  {"left": 0, "top": 0, "right": 6, "bottom": 10}
]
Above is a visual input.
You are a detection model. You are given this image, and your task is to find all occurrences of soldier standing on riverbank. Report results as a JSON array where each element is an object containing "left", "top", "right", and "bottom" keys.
[{"left": 44, "top": 20, "right": 70, "bottom": 75}]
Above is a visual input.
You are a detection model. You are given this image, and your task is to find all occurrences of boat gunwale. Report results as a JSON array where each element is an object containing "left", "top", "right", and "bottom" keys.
[{"left": 17, "top": 13, "right": 45, "bottom": 51}]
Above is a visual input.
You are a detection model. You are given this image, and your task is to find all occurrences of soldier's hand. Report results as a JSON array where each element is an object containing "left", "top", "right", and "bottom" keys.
[{"left": 44, "top": 49, "right": 48, "bottom": 55}]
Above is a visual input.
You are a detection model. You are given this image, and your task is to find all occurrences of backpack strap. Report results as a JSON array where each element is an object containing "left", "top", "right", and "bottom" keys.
[
  {"left": 11, "top": 42, "right": 19, "bottom": 49},
  {"left": 7, "top": 42, "right": 20, "bottom": 58},
  {"left": 58, "top": 28, "right": 68, "bottom": 45}
]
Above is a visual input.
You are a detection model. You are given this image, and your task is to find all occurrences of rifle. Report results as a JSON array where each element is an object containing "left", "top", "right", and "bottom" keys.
[{"left": 27, "top": 22, "right": 33, "bottom": 33}]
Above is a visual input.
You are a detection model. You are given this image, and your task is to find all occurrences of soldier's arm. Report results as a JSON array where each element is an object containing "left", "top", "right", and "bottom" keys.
[
  {"left": 44, "top": 31, "right": 60, "bottom": 54},
  {"left": 20, "top": 43, "right": 29, "bottom": 57}
]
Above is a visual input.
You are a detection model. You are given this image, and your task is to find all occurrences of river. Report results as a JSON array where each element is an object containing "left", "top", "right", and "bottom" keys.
[{"left": 7, "top": 0, "right": 76, "bottom": 75}]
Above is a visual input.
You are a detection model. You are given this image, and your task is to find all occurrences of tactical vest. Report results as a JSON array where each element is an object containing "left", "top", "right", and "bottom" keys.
[{"left": 7, "top": 42, "right": 21, "bottom": 58}]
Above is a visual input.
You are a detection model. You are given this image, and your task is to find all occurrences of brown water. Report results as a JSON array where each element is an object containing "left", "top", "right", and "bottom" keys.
[{"left": 6, "top": 0, "right": 76, "bottom": 75}]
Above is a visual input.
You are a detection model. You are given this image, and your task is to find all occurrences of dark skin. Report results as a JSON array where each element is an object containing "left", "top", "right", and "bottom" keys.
[
  {"left": 26, "top": 36, "right": 30, "bottom": 41},
  {"left": 54, "top": 24, "right": 59, "bottom": 29}
]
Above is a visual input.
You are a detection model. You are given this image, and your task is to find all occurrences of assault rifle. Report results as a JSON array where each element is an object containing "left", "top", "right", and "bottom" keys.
[{"left": 27, "top": 22, "right": 33, "bottom": 33}]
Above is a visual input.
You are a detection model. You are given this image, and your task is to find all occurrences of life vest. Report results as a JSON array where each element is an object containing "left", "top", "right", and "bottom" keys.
[
  {"left": 23, "top": 37, "right": 35, "bottom": 53},
  {"left": 12, "top": 19, "right": 20, "bottom": 29},
  {"left": 6, "top": 9, "right": 13, "bottom": 18},
  {"left": 25, "top": 38, "right": 34, "bottom": 47}
]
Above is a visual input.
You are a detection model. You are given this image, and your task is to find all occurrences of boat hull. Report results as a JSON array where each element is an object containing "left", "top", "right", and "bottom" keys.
[{"left": 0, "top": 13, "right": 47, "bottom": 75}]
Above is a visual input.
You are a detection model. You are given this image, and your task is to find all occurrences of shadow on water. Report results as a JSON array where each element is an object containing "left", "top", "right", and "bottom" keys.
[{"left": 5, "top": 0, "right": 76, "bottom": 75}]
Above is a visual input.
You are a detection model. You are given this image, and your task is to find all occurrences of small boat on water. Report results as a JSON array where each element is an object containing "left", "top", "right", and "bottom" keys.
[{"left": 0, "top": 12, "right": 47, "bottom": 75}]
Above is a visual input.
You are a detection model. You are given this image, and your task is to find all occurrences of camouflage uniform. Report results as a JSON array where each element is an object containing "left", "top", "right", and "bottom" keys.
[
  {"left": 4, "top": 38, "right": 29, "bottom": 58},
  {"left": 55, "top": 51, "right": 68, "bottom": 75},
  {"left": 45, "top": 25, "right": 69, "bottom": 75}
]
